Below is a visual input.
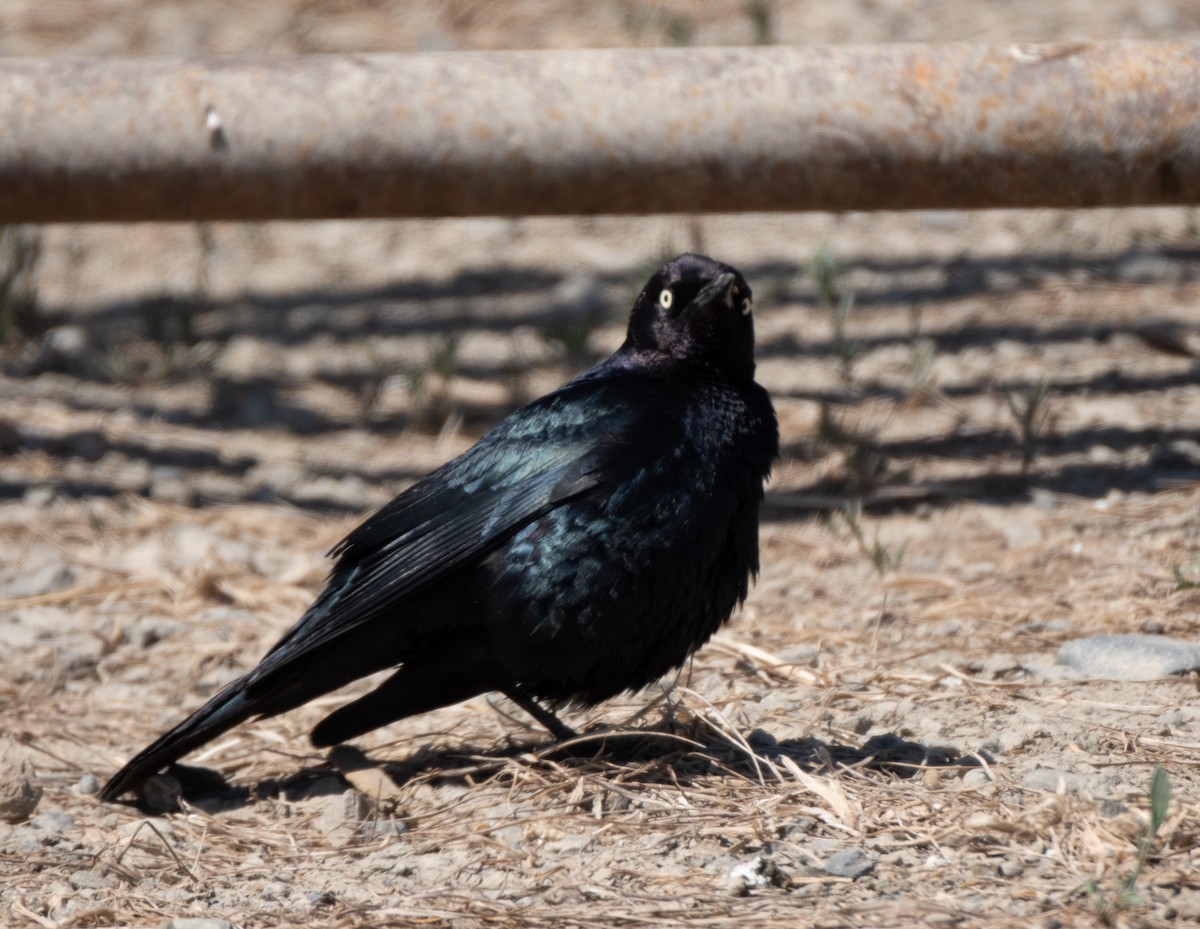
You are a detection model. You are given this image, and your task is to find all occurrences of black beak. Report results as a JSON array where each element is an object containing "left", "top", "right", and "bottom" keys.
[{"left": 694, "top": 272, "right": 738, "bottom": 310}]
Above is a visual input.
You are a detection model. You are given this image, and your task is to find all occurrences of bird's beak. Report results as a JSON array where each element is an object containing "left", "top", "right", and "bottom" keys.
[{"left": 695, "top": 272, "right": 738, "bottom": 311}]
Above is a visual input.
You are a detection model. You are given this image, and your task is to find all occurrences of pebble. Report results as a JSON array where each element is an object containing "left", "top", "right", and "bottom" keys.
[
  {"left": 808, "top": 837, "right": 844, "bottom": 856},
  {"left": 1057, "top": 633, "right": 1200, "bottom": 681},
  {"left": 0, "top": 739, "right": 43, "bottom": 822},
  {"left": 317, "top": 789, "right": 372, "bottom": 837},
  {"left": 776, "top": 644, "right": 821, "bottom": 666},
  {"left": 726, "top": 856, "right": 791, "bottom": 895},
  {"left": 998, "top": 858, "right": 1024, "bottom": 878},
  {"left": 69, "top": 869, "right": 116, "bottom": 890},
  {"left": 823, "top": 849, "right": 876, "bottom": 879},
  {"left": 130, "top": 615, "right": 185, "bottom": 648},
  {"left": 76, "top": 774, "right": 101, "bottom": 795},
  {"left": 0, "top": 563, "right": 76, "bottom": 600},
  {"left": 1022, "top": 767, "right": 1088, "bottom": 794},
  {"left": 1167, "top": 889, "right": 1200, "bottom": 921},
  {"left": 30, "top": 810, "right": 75, "bottom": 834},
  {"left": 260, "top": 881, "right": 292, "bottom": 900}
]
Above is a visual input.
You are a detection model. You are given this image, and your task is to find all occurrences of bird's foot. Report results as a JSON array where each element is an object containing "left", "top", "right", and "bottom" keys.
[{"left": 501, "top": 689, "right": 579, "bottom": 741}]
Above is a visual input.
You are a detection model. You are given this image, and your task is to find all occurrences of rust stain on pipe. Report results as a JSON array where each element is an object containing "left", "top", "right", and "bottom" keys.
[{"left": 0, "top": 43, "right": 1199, "bottom": 222}]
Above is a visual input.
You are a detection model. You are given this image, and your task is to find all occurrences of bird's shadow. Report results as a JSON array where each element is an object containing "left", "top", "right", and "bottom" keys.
[{"left": 153, "top": 726, "right": 987, "bottom": 816}]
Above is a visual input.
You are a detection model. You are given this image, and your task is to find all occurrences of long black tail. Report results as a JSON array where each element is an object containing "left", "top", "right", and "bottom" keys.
[{"left": 99, "top": 677, "right": 266, "bottom": 802}]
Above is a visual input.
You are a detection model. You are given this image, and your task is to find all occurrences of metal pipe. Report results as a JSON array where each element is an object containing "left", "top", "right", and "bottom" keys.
[{"left": 2, "top": 43, "right": 1199, "bottom": 223}]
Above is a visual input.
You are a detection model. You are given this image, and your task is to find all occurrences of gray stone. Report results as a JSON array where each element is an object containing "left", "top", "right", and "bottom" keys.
[
  {"left": 3, "top": 825, "right": 41, "bottom": 853},
  {"left": 726, "top": 856, "right": 791, "bottom": 895},
  {"left": 261, "top": 881, "right": 292, "bottom": 900},
  {"left": 1022, "top": 767, "right": 1088, "bottom": 794},
  {"left": 130, "top": 616, "right": 185, "bottom": 648},
  {"left": 785, "top": 817, "right": 817, "bottom": 836},
  {"left": 69, "top": 870, "right": 116, "bottom": 890},
  {"left": 776, "top": 644, "right": 821, "bottom": 666},
  {"left": 76, "top": 774, "right": 101, "bottom": 795},
  {"left": 0, "top": 740, "right": 42, "bottom": 822},
  {"left": 30, "top": 810, "right": 74, "bottom": 833},
  {"left": 1057, "top": 634, "right": 1200, "bottom": 681},
  {"left": 317, "top": 789, "right": 372, "bottom": 837},
  {"left": 1167, "top": 889, "right": 1200, "bottom": 921},
  {"left": 0, "top": 563, "right": 76, "bottom": 600},
  {"left": 823, "top": 848, "right": 876, "bottom": 879}
]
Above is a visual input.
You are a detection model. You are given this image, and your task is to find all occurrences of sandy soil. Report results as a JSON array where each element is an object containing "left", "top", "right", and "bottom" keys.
[{"left": 4, "top": 3, "right": 1200, "bottom": 928}]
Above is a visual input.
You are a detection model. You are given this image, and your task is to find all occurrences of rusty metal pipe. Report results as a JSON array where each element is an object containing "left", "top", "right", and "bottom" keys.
[{"left": 1, "top": 43, "right": 1199, "bottom": 223}]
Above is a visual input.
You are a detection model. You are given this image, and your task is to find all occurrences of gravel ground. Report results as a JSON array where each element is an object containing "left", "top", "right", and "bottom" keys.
[{"left": 4, "top": 3, "right": 1200, "bottom": 928}]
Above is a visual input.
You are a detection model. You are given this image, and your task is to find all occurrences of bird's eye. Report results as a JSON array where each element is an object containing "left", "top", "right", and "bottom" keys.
[{"left": 659, "top": 288, "right": 673, "bottom": 309}]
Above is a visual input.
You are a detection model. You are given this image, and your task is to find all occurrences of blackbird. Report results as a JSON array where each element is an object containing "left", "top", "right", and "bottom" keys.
[{"left": 100, "top": 253, "right": 778, "bottom": 801}]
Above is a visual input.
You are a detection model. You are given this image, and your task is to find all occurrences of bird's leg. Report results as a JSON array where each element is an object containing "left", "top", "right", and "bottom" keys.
[{"left": 501, "top": 689, "right": 579, "bottom": 741}]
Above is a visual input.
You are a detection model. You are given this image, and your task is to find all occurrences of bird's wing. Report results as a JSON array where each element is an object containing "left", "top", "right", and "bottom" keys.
[{"left": 258, "top": 375, "right": 655, "bottom": 667}]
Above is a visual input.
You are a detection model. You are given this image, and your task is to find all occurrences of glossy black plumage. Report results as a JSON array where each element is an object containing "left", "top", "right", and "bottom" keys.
[{"left": 100, "top": 254, "right": 778, "bottom": 802}]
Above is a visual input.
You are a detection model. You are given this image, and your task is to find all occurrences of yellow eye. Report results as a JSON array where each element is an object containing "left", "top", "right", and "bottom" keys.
[{"left": 659, "top": 288, "right": 673, "bottom": 309}]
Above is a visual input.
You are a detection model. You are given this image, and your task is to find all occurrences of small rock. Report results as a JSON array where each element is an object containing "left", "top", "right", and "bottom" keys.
[
  {"left": 0, "top": 740, "right": 43, "bottom": 822},
  {"left": 961, "top": 768, "right": 993, "bottom": 790},
  {"left": 260, "top": 881, "right": 292, "bottom": 900},
  {"left": 30, "top": 810, "right": 74, "bottom": 834},
  {"left": 355, "top": 818, "right": 407, "bottom": 840},
  {"left": 784, "top": 817, "right": 817, "bottom": 836},
  {"left": 0, "top": 563, "right": 76, "bottom": 600},
  {"left": 726, "top": 856, "right": 791, "bottom": 895},
  {"left": 1057, "top": 633, "right": 1200, "bottom": 681},
  {"left": 1099, "top": 798, "right": 1129, "bottom": 818},
  {"left": 317, "top": 789, "right": 372, "bottom": 837},
  {"left": 823, "top": 848, "right": 876, "bottom": 880},
  {"left": 776, "top": 644, "right": 820, "bottom": 666},
  {"left": 76, "top": 774, "right": 101, "bottom": 795},
  {"left": 69, "top": 870, "right": 116, "bottom": 890},
  {"left": 1022, "top": 767, "right": 1088, "bottom": 794},
  {"left": 4, "top": 825, "right": 42, "bottom": 853},
  {"left": 998, "top": 858, "right": 1024, "bottom": 878},
  {"left": 1167, "top": 889, "right": 1200, "bottom": 921},
  {"left": 130, "top": 616, "right": 185, "bottom": 648}
]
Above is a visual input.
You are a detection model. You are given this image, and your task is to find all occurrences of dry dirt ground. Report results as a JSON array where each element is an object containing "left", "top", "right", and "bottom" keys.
[{"left": 6, "top": 3, "right": 1200, "bottom": 929}]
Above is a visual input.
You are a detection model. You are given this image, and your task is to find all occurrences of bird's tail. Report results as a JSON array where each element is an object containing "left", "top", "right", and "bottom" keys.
[{"left": 99, "top": 676, "right": 262, "bottom": 802}]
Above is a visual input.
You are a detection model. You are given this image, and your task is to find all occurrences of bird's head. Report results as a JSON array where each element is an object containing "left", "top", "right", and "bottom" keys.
[{"left": 623, "top": 254, "right": 757, "bottom": 380}]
